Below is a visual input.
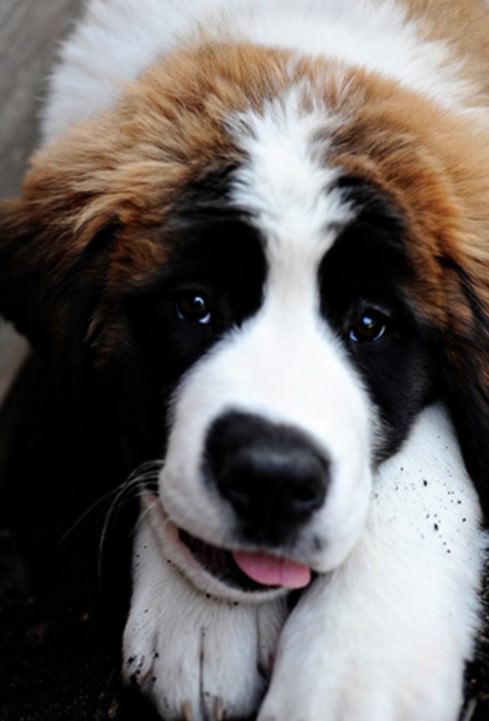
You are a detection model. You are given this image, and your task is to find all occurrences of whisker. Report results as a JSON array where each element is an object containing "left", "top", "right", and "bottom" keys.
[
  {"left": 59, "top": 487, "right": 121, "bottom": 545},
  {"left": 460, "top": 698, "right": 478, "bottom": 721},
  {"left": 133, "top": 499, "right": 155, "bottom": 535},
  {"left": 97, "top": 459, "right": 162, "bottom": 582}
]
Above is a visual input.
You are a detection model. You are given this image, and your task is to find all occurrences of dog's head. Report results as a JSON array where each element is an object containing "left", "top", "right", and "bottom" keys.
[{"left": 2, "top": 45, "right": 489, "bottom": 599}]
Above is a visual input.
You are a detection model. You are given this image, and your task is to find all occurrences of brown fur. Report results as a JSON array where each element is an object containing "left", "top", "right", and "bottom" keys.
[
  {"left": 2, "top": 34, "right": 489, "bottom": 344},
  {"left": 2, "top": 7, "right": 489, "bottom": 500},
  {"left": 0, "top": 43, "right": 293, "bottom": 346}
]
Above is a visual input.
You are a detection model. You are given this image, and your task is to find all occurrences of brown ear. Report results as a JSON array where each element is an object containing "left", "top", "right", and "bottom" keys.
[
  {"left": 0, "top": 193, "right": 117, "bottom": 350},
  {"left": 0, "top": 109, "right": 137, "bottom": 350}
]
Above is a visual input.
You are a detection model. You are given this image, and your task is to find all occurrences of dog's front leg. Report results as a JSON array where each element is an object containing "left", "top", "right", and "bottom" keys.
[
  {"left": 258, "top": 404, "right": 487, "bottom": 721},
  {"left": 123, "top": 517, "right": 287, "bottom": 721}
]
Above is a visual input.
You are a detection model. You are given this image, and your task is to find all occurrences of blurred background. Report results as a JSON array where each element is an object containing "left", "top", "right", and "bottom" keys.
[{"left": 0, "top": 0, "right": 84, "bottom": 413}]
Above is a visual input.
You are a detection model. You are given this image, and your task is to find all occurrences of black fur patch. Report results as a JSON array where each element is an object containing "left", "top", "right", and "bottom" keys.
[
  {"left": 320, "top": 178, "right": 438, "bottom": 461},
  {"left": 117, "top": 168, "right": 267, "bottom": 463}
]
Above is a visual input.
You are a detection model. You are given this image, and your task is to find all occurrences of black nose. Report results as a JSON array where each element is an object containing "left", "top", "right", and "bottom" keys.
[{"left": 204, "top": 411, "right": 330, "bottom": 545}]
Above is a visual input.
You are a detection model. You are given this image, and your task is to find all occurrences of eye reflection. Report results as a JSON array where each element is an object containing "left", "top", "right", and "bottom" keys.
[
  {"left": 349, "top": 308, "right": 388, "bottom": 344},
  {"left": 175, "top": 291, "right": 212, "bottom": 325}
]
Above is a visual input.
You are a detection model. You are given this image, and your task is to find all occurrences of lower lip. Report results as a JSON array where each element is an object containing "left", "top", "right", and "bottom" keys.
[{"left": 141, "top": 491, "right": 288, "bottom": 602}]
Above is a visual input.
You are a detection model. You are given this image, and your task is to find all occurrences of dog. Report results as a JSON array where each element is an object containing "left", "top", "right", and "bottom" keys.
[{"left": 1, "top": 1, "right": 489, "bottom": 719}]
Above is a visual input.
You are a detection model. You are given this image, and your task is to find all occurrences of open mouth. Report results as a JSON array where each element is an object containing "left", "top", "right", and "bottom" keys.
[
  {"left": 142, "top": 492, "right": 312, "bottom": 601},
  {"left": 178, "top": 528, "right": 274, "bottom": 592}
]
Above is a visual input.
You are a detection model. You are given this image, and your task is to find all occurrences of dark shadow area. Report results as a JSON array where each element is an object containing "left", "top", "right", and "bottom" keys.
[{"left": 0, "top": 354, "right": 160, "bottom": 721}]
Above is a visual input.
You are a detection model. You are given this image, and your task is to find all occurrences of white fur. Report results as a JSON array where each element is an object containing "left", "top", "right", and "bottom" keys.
[
  {"left": 41, "top": 0, "right": 485, "bottom": 146},
  {"left": 258, "top": 405, "right": 487, "bottom": 721},
  {"left": 158, "top": 90, "right": 373, "bottom": 577},
  {"left": 123, "top": 515, "right": 288, "bottom": 721},
  {"left": 160, "top": 278, "right": 374, "bottom": 576},
  {"left": 127, "top": 405, "right": 487, "bottom": 721},
  {"left": 230, "top": 85, "right": 350, "bottom": 251}
]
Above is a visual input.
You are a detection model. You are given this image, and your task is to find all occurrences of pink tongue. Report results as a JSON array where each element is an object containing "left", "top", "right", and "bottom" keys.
[{"left": 232, "top": 551, "right": 312, "bottom": 589}]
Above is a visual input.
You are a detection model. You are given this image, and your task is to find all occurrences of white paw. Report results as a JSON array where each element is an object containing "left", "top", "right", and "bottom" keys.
[
  {"left": 258, "top": 405, "right": 487, "bottom": 721},
  {"left": 258, "top": 575, "right": 466, "bottom": 721},
  {"left": 123, "top": 518, "right": 287, "bottom": 721}
]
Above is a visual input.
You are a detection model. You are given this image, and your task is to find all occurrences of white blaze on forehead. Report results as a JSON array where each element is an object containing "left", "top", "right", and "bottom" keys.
[
  {"left": 229, "top": 84, "right": 353, "bottom": 318},
  {"left": 230, "top": 85, "right": 351, "bottom": 265}
]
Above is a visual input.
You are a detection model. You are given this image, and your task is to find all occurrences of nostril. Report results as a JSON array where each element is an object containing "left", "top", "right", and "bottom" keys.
[
  {"left": 289, "top": 478, "right": 326, "bottom": 515},
  {"left": 215, "top": 453, "right": 265, "bottom": 513},
  {"left": 220, "top": 478, "right": 252, "bottom": 512}
]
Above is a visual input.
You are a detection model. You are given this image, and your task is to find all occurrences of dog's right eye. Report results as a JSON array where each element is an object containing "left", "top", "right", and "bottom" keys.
[
  {"left": 349, "top": 307, "right": 390, "bottom": 344},
  {"left": 174, "top": 290, "right": 212, "bottom": 325}
]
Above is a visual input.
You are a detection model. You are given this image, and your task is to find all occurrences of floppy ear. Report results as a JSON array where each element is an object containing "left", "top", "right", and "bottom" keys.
[
  {"left": 440, "top": 259, "right": 489, "bottom": 519},
  {"left": 0, "top": 170, "right": 151, "bottom": 470},
  {"left": 0, "top": 169, "right": 120, "bottom": 352}
]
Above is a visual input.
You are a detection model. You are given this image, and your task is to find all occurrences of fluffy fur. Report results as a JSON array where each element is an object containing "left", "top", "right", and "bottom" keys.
[
  {"left": 2, "top": 1, "right": 489, "bottom": 720},
  {"left": 123, "top": 405, "right": 485, "bottom": 720}
]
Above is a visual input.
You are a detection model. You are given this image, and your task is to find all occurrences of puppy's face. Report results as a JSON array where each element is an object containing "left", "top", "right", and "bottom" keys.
[
  {"left": 152, "top": 157, "right": 436, "bottom": 595},
  {"left": 2, "top": 44, "right": 489, "bottom": 598}
]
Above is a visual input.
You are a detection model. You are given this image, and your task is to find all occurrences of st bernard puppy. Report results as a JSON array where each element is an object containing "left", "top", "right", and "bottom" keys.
[{"left": 1, "top": 1, "right": 489, "bottom": 720}]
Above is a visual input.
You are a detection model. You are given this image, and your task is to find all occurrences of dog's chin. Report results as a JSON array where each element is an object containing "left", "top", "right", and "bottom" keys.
[{"left": 141, "top": 491, "right": 289, "bottom": 603}]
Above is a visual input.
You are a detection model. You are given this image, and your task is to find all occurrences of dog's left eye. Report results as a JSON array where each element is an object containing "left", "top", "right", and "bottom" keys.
[
  {"left": 175, "top": 290, "right": 212, "bottom": 325},
  {"left": 349, "top": 307, "right": 389, "bottom": 344}
]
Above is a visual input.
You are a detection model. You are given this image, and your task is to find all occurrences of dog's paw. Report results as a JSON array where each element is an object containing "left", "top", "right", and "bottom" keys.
[
  {"left": 258, "top": 554, "right": 472, "bottom": 721},
  {"left": 123, "top": 519, "right": 287, "bottom": 721},
  {"left": 257, "top": 575, "right": 465, "bottom": 721},
  {"left": 258, "top": 405, "right": 486, "bottom": 721}
]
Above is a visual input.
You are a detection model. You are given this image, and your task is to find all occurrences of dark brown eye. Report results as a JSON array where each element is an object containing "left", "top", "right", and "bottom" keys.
[
  {"left": 349, "top": 308, "right": 388, "bottom": 344},
  {"left": 175, "top": 291, "right": 212, "bottom": 325}
]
